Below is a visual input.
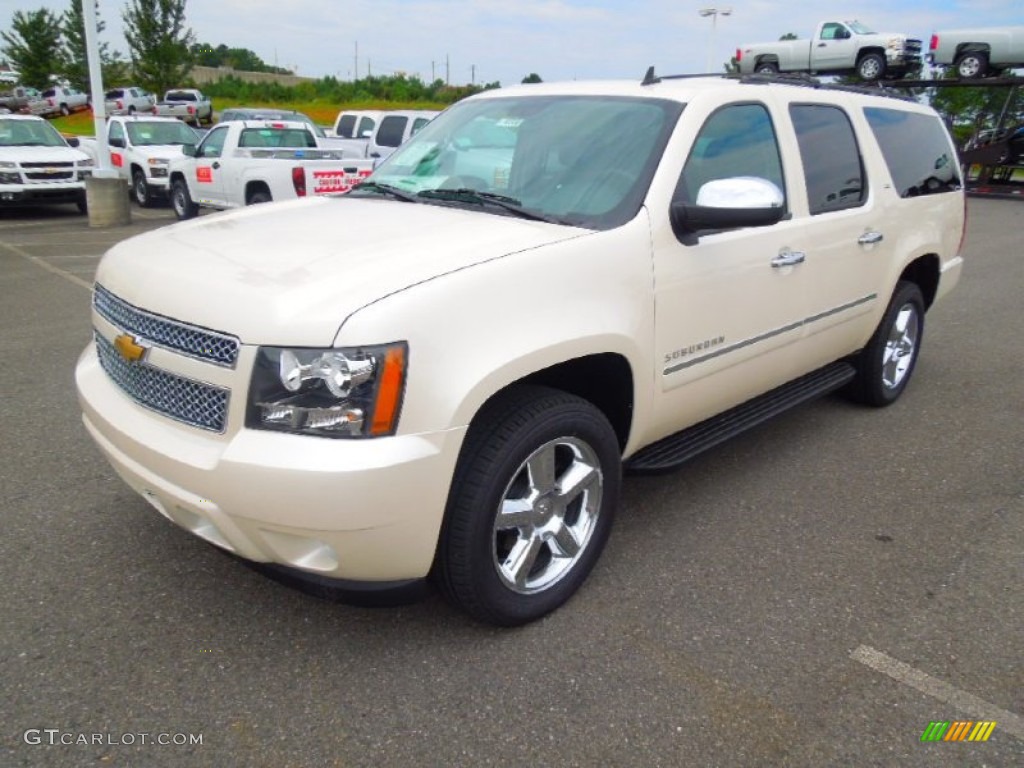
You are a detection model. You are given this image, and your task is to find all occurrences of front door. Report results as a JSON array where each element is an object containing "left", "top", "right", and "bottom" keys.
[
  {"left": 651, "top": 101, "right": 808, "bottom": 435},
  {"left": 191, "top": 125, "right": 228, "bottom": 207}
]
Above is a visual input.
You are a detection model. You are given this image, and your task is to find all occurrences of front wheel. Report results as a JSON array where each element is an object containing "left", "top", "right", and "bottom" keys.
[
  {"left": 956, "top": 52, "right": 989, "bottom": 79},
  {"left": 131, "top": 169, "right": 151, "bottom": 207},
  {"left": 437, "top": 386, "right": 621, "bottom": 626},
  {"left": 857, "top": 53, "right": 886, "bottom": 81},
  {"left": 845, "top": 281, "right": 925, "bottom": 407},
  {"left": 170, "top": 178, "right": 198, "bottom": 220}
]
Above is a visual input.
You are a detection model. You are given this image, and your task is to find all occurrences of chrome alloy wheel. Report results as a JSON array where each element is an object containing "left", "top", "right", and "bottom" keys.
[
  {"left": 492, "top": 436, "right": 603, "bottom": 594},
  {"left": 882, "top": 303, "right": 920, "bottom": 390}
]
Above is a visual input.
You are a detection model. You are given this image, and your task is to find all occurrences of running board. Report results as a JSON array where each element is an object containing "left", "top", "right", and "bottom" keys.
[{"left": 626, "top": 361, "right": 856, "bottom": 472}]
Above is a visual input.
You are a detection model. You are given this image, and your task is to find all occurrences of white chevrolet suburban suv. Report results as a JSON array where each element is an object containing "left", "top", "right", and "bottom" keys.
[{"left": 75, "top": 71, "right": 965, "bottom": 626}]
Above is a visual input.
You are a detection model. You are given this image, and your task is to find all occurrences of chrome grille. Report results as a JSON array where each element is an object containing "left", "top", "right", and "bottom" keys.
[
  {"left": 93, "top": 284, "right": 240, "bottom": 367},
  {"left": 21, "top": 162, "right": 74, "bottom": 169},
  {"left": 95, "top": 332, "right": 229, "bottom": 432}
]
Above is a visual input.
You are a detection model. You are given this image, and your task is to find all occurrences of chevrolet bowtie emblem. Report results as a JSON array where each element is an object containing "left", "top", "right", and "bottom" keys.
[{"left": 113, "top": 333, "right": 148, "bottom": 363}]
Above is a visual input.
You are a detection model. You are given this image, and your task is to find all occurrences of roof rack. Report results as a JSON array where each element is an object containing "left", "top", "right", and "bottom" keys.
[{"left": 639, "top": 66, "right": 916, "bottom": 102}]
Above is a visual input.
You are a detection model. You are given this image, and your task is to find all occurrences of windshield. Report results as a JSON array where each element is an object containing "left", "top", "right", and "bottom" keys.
[
  {"left": 362, "top": 95, "right": 681, "bottom": 230},
  {"left": 847, "top": 21, "right": 875, "bottom": 34},
  {"left": 126, "top": 120, "right": 198, "bottom": 146},
  {"left": 0, "top": 118, "right": 68, "bottom": 147}
]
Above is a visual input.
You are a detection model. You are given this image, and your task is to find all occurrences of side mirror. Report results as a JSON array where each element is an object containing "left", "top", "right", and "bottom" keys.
[
  {"left": 108, "top": 136, "right": 124, "bottom": 148},
  {"left": 671, "top": 177, "right": 785, "bottom": 234},
  {"left": 181, "top": 143, "right": 197, "bottom": 157},
  {"left": 65, "top": 136, "right": 80, "bottom": 147}
]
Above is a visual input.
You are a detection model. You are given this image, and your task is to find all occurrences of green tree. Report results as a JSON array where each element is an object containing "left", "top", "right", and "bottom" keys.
[
  {"left": 62, "top": 0, "right": 123, "bottom": 91},
  {"left": 1, "top": 9, "right": 65, "bottom": 88},
  {"left": 521, "top": 73, "right": 543, "bottom": 84},
  {"left": 779, "top": 32, "right": 799, "bottom": 40},
  {"left": 122, "top": 0, "right": 195, "bottom": 93}
]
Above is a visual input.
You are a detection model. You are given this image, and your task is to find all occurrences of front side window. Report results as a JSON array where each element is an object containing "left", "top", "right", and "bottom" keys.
[
  {"left": 108, "top": 121, "right": 125, "bottom": 144},
  {"left": 790, "top": 104, "right": 865, "bottom": 214},
  {"left": 355, "top": 116, "right": 376, "bottom": 138},
  {"left": 675, "top": 102, "right": 785, "bottom": 206},
  {"left": 336, "top": 114, "right": 357, "bottom": 138},
  {"left": 197, "top": 126, "right": 227, "bottom": 158},
  {"left": 863, "top": 107, "right": 961, "bottom": 197},
  {"left": 375, "top": 116, "right": 408, "bottom": 148},
  {"left": 365, "top": 95, "right": 682, "bottom": 230}
]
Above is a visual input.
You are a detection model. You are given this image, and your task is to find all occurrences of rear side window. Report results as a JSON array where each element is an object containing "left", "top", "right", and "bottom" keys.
[
  {"left": 863, "top": 107, "right": 961, "bottom": 197},
  {"left": 375, "top": 116, "right": 408, "bottom": 148},
  {"left": 790, "top": 104, "right": 865, "bottom": 214}
]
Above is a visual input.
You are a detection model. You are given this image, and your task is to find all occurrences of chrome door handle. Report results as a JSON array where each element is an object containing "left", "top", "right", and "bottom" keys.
[
  {"left": 771, "top": 250, "right": 806, "bottom": 268},
  {"left": 858, "top": 231, "right": 884, "bottom": 245}
]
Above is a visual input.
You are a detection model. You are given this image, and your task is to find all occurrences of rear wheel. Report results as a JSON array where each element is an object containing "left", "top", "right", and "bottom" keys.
[
  {"left": 131, "top": 169, "right": 151, "bottom": 207},
  {"left": 956, "top": 51, "right": 989, "bottom": 79},
  {"left": 755, "top": 61, "right": 780, "bottom": 74},
  {"left": 170, "top": 178, "right": 198, "bottom": 220},
  {"left": 60, "top": 103, "right": 70, "bottom": 116},
  {"left": 437, "top": 386, "right": 621, "bottom": 626},
  {"left": 845, "top": 281, "right": 925, "bottom": 406},
  {"left": 247, "top": 189, "right": 272, "bottom": 205}
]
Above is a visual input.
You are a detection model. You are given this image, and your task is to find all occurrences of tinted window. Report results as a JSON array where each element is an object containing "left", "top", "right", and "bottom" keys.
[
  {"left": 863, "top": 107, "right": 961, "bottom": 197},
  {"left": 375, "top": 116, "right": 408, "bottom": 148},
  {"left": 197, "top": 126, "right": 227, "bottom": 158},
  {"left": 336, "top": 114, "right": 357, "bottom": 138},
  {"left": 790, "top": 104, "right": 865, "bottom": 214},
  {"left": 355, "top": 117, "right": 376, "bottom": 137},
  {"left": 676, "top": 103, "right": 785, "bottom": 205}
]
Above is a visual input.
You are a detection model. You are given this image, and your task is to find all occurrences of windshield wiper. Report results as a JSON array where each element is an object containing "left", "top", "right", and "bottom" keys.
[
  {"left": 348, "top": 181, "right": 421, "bottom": 203},
  {"left": 417, "top": 188, "right": 563, "bottom": 223}
]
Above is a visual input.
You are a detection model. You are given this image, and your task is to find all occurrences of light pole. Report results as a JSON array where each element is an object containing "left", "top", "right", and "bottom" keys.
[{"left": 698, "top": 7, "right": 732, "bottom": 73}]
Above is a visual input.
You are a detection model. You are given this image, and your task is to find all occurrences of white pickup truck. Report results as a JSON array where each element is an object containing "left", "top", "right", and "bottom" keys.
[
  {"left": 167, "top": 119, "right": 374, "bottom": 219},
  {"left": 928, "top": 26, "right": 1024, "bottom": 79},
  {"left": 0, "top": 114, "right": 92, "bottom": 212},
  {"left": 736, "top": 20, "right": 923, "bottom": 80},
  {"left": 78, "top": 115, "right": 200, "bottom": 206}
]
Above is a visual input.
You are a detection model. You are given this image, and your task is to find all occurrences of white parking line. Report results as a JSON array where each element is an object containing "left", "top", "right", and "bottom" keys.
[
  {"left": 0, "top": 241, "right": 92, "bottom": 291},
  {"left": 851, "top": 645, "right": 1024, "bottom": 739}
]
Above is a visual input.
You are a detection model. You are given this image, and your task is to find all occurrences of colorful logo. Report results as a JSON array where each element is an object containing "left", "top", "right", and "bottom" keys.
[{"left": 921, "top": 721, "right": 997, "bottom": 742}]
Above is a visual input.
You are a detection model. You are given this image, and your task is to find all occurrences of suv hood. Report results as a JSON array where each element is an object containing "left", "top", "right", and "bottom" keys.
[{"left": 95, "top": 196, "right": 588, "bottom": 346}]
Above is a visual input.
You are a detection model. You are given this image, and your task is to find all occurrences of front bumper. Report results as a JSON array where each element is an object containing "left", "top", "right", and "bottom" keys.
[
  {"left": 0, "top": 183, "right": 85, "bottom": 206},
  {"left": 76, "top": 342, "right": 466, "bottom": 583}
]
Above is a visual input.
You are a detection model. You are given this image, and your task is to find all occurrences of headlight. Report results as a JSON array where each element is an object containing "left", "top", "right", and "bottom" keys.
[
  {"left": 0, "top": 161, "right": 17, "bottom": 169},
  {"left": 78, "top": 158, "right": 94, "bottom": 168},
  {"left": 247, "top": 343, "right": 408, "bottom": 438},
  {"left": 147, "top": 157, "right": 169, "bottom": 167}
]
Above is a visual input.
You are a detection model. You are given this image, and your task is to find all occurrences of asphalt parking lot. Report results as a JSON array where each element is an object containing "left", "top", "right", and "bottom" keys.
[{"left": 1, "top": 197, "right": 1021, "bottom": 767}]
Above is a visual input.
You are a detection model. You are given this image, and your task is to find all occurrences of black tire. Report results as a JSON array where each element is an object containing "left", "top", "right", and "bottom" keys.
[
  {"left": 128, "top": 105, "right": 136, "bottom": 115},
  {"left": 436, "top": 386, "right": 621, "bottom": 626},
  {"left": 856, "top": 52, "right": 886, "bottom": 81},
  {"left": 247, "top": 189, "right": 272, "bottom": 205},
  {"left": 755, "top": 61, "right": 779, "bottom": 74},
  {"left": 60, "top": 103, "right": 70, "bottom": 116},
  {"left": 956, "top": 51, "right": 989, "bottom": 79},
  {"left": 170, "top": 178, "right": 198, "bottom": 220},
  {"left": 131, "top": 169, "right": 151, "bottom": 207},
  {"left": 845, "top": 281, "right": 925, "bottom": 407},
  {"left": 76, "top": 194, "right": 88, "bottom": 215}
]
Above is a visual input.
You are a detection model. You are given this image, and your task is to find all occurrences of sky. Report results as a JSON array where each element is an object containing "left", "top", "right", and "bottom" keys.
[{"left": 1, "top": 0, "right": 1021, "bottom": 86}]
